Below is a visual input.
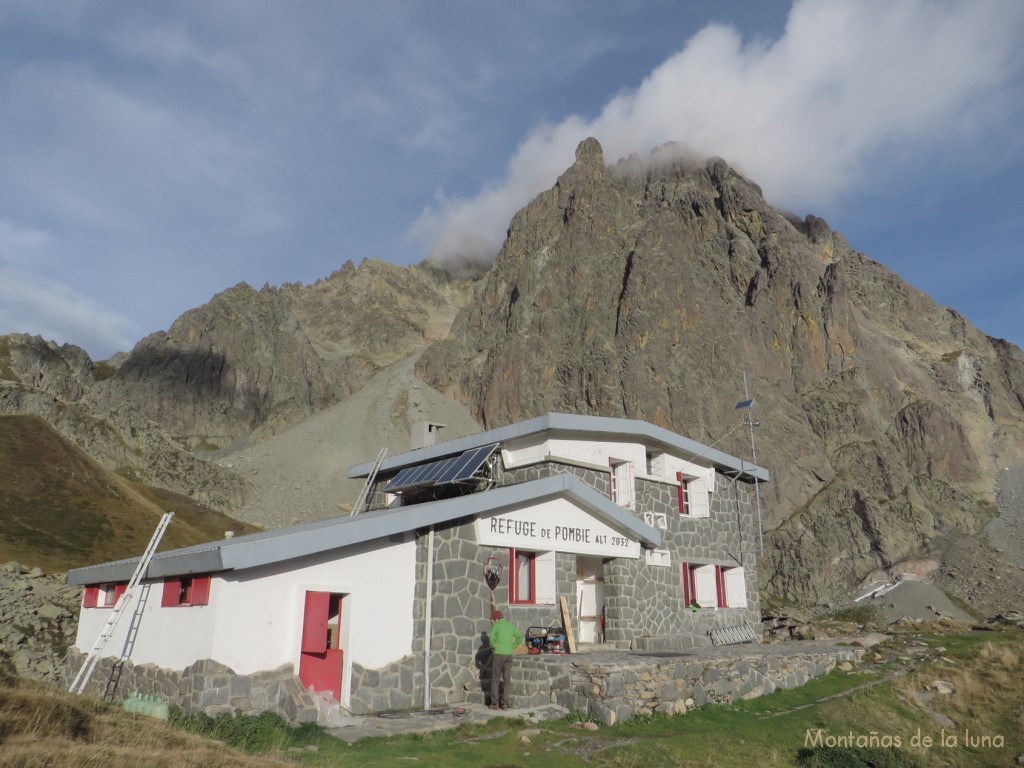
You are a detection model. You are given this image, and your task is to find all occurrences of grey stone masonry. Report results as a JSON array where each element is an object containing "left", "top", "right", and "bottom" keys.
[
  {"left": 500, "top": 460, "right": 762, "bottom": 648},
  {"left": 64, "top": 650, "right": 319, "bottom": 724},
  {"left": 513, "top": 643, "right": 863, "bottom": 724},
  {"left": 352, "top": 445, "right": 766, "bottom": 710},
  {"left": 348, "top": 655, "right": 423, "bottom": 715}
]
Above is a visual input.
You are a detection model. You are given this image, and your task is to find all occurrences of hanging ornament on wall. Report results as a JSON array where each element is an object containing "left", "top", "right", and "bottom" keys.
[{"left": 483, "top": 556, "right": 503, "bottom": 591}]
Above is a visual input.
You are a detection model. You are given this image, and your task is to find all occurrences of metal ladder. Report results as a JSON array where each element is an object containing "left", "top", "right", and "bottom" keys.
[
  {"left": 102, "top": 581, "right": 152, "bottom": 701},
  {"left": 69, "top": 511, "right": 174, "bottom": 695},
  {"left": 350, "top": 448, "right": 387, "bottom": 515}
]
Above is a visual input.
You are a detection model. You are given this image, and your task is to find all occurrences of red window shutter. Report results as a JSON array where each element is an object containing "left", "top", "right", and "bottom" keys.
[
  {"left": 161, "top": 579, "right": 181, "bottom": 607},
  {"left": 508, "top": 547, "right": 517, "bottom": 600},
  {"left": 676, "top": 472, "right": 688, "bottom": 515},
  {"left": 190, "top": 575, "right": 211, "bottom": 606},
  {"left": 716, "top": 566, "right": 727, "bottom": 608},
  {"left": 301, "top": 591, "right": 331, "bottom": 653},
  {"left": 681, "top": 564, "right": 690, "bottom": 607},
  {"left": 113, "top": 583, "right": 127, "bottom": 605},
  {"left": 83, "top": 586, "right": 98, "bottom": 608}
]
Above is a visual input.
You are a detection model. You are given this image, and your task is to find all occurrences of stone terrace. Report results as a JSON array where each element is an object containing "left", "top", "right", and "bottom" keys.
[{"left": 469, "top": 642, "right": 864, "bottom": 725}]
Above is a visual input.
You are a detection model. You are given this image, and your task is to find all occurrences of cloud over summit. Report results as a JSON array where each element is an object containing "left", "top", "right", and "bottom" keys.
[{"left": 417, "top": 0, "right": 1024, "bottom": 268}]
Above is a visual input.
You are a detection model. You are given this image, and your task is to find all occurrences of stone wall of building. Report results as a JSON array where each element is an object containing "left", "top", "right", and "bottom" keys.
[
  {"left": 64, "top": 650, "right": 319, "bottom": 723},
  {"left": 414, "top": 519, "right": 577, "bottom": 708},
  {"left": 602, "top": 474, "right": 761, "bottom": 649},
  {"left": 348, "top": 655, "right": 422, "bottom": 714},
  {"left": 349, "top": 455, "right": 767, "bottom": 706},
  {"left": 499, "top": 460, "right": 763, "bottom": 649}
]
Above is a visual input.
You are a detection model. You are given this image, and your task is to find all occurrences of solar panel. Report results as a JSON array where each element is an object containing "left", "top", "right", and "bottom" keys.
[
  {"left": 446, "top": 443, "right": 498, "bottom": 483},
  {"left": 383, "top": 443, "right": 498, "bottom": 493}
]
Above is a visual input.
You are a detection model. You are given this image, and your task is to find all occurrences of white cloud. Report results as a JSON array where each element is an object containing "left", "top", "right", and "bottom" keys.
[
  {"left": 417, "top": 0, "right": 1024, "bottom": 265},
  {"left": 0, "top": 266, "right": 140, "bottom": 358}
]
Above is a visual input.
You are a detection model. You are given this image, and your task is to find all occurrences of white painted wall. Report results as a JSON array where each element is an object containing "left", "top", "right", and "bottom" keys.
[
  {"left": 501, "top": 434, "right": 718, "bottom": 492},
  {"left": 546, "top": 437, "right": 646, "bottom": 470},
  {"left": 210, "top": 536, "right": 416, "bottom": 674},
  {"left": 74, "top": 535, "right": 417, "bottom": 680},
  {"left": 74, "top": 582, "right": 218, "bottom": 672},
  {"left": 663, "top": 455, "right": 716, "bottom": 486},
  {"left": 475, "top": 498, "right": 641, "bottom": 559},
  {"left": 502, "top": 435, "right": 647, "bottom": 472}
]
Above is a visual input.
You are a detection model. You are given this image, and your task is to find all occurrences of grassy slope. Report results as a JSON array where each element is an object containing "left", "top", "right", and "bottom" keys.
[
  {"left": 0, "top": 414, "right": 260, "bottom": 571},
  {"left": 2, "top": 628, "right": 1019, "bottom": 768}
]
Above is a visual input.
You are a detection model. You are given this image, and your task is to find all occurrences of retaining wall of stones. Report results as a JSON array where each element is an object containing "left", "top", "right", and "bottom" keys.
[
  {"left": 63, "top": 650, "right": 320, "bottom": 723},
  {"left": 523, "top": 645, "right": 864, "bottom": 725}
]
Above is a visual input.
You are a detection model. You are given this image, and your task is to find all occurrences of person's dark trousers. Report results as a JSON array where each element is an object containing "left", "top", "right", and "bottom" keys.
[{"left": 490, "top": 653, "right": 513, "bottom": 707}]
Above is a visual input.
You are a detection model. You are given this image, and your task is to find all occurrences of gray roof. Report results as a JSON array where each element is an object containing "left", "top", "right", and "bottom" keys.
[
  {"left": 67, "top": 474, "right": 662, "bottom": 586},
  {"left": 349, "top": 412, "right": 769, "bottom": 482}
]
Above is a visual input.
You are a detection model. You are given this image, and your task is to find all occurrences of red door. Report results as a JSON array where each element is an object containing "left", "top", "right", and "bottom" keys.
[{"left": 298, "top": 591, "right": 344, "bottom": 701}]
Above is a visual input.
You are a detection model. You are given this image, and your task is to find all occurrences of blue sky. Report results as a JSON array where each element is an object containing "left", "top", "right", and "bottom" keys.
[{"left": 1, "top": 0, "right": 1022, "bottom": 360}]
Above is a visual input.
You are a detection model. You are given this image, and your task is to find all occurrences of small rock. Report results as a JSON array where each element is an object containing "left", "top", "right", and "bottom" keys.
[
  {"left": 582, "top": 722, "right": 599, "bottom": 731},
  {"left": 928, "top": 680, "right": 955, "bottom": 695}
]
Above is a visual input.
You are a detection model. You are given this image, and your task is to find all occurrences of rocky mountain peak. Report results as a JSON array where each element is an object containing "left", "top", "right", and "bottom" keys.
[{"left": 417, "top": 138, "right": 1024, "bottom": 606}]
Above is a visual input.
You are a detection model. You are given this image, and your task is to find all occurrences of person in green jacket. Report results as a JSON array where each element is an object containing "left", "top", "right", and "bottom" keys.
[{"left": 488, "top": 609, "right": 523, "bottom": 709}]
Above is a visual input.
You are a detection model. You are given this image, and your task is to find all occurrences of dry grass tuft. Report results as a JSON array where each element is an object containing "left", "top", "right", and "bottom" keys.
[
  {"left": 0, "top": 677, "right": 297, "bottom": 768},
  {"left": 896, "top": 634, "right": 1024, "bottom": 736},
  {"left": 978, "top": 641, "right": 1019, "bottom": 670}
]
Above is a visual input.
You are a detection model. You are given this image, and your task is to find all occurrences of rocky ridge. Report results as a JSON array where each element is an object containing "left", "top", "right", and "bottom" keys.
[
  {"left": 1, "top": 140, "right": 1022, "bottom": 616},
  {"left": 94, "top": 259, "right": 476, "bottom": 452},
  {"left": 417, "top": 138, "right": 1024, "bottom": 606},
  {"left": 0, "top": 260, "right": 478, "bottom": 512},
  {"left": 0, "top": 337, "right": 248, "bottom": 511}
]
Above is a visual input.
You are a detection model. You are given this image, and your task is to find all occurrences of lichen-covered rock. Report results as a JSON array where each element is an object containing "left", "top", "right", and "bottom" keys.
[{"left": 0, "top": 562, "right": 81, "bottom": 685}]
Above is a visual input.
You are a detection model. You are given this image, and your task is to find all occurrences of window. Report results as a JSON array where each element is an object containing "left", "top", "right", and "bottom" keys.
[
  {"left": 101, "top": 582, "right": 127, "bottom": 607},
  {"left": 610, "top": 459, "right": 635, "bottom": 508},
  {"left": 682, "top": 563, "right": 717, "bottom": 608},
  {"left": 676, "top": 473, "right": 710, "bottom": 518},
  {"left": 161, "top": 574, "right": 212, "bottom": 607},
  {"left": 676, "top": 473, "right": 689, "bottom": 515},
  {"left": 682, "top": 564, "right": 747, "bottom": 609},
  {"left": 509, "top": 549, "right": 535, "bottom": 603},
  {"left": 719, "top": 566, "right": 748, "bottom": 608},
  {"left": 681, "top": 563, "right": 696, "bottom": 607},
  {"left": 507, "top": 549, "right": 556, "bottom": 605},
  {"left": 83, "top": 583, "right": 127, "bottom": 608}
]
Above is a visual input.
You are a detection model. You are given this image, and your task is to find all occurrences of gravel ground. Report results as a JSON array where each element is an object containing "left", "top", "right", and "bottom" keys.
[
  {"left": 215, "top": 352, "right": 482, "bottom": 529},
  {"left": 866, "top": 580, "right": 973, "bottom": 624},
  {"left": 935, "top": 462, "right": 1024, "bottom": 617}
]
